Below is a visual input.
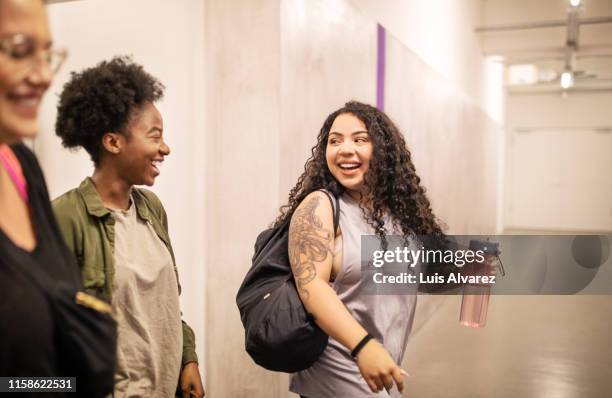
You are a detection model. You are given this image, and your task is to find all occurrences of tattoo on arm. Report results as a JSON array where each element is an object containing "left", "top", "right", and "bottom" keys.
[{"left": 288, "top": 196, "right": 333, "bottom": 300}]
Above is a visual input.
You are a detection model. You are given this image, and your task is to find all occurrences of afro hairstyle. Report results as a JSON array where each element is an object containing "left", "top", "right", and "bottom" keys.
[{"left": 55, "top": 56, "right": 164, "bottom": 165}]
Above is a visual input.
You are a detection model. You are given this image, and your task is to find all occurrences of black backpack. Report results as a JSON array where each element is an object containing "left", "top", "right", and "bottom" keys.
[{"left": 236, "top": 190, "right": 339, "bottom": 372}]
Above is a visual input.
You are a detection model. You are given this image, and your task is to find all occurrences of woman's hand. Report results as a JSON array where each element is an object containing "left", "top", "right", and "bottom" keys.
[
  {"left": 356, "top": 339, "right": 405, "bottom": 394},
  {"left": 179, "top": 362, "right": 205, "bottom": 397}
]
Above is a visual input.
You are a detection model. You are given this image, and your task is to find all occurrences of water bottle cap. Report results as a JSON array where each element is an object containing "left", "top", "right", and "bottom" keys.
[{"left": 468, "top": 239, "right": 500, "bottom": 255}]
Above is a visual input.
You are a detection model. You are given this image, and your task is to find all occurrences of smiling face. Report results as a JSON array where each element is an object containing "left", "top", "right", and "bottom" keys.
[
  {"left": 109, "top": 102, "right": 170, "bottom": 186},
  {"left": 0, "top": 0, "right": 52, "bottom": 143},
  {"left": 325, "top": 112, "right": 373, "bottom": 197}
]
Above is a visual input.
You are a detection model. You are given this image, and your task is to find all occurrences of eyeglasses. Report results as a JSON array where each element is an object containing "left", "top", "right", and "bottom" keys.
[{"left": 0, "top": 33, "right": 67, "bottom": 76}]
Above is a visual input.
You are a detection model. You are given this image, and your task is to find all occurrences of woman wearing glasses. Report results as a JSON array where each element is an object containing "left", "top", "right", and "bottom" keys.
[{"left": 0, "top": 0, "right": 115, "bottom": 396}]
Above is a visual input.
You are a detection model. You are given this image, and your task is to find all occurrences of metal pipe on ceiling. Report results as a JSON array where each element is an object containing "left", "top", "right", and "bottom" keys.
[{"left": 475, "top": 16, "right": 612, "bottom": 33}]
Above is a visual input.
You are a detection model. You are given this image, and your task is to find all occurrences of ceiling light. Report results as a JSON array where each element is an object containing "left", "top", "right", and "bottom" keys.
[
  {"left": 560, "top": 71, "right": 574, "bottom": 89},
  {"left": 569, "top": 0, "right": 582, "bottom": 7}
]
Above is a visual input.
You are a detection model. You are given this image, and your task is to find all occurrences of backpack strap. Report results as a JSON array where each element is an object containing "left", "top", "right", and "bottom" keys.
[{"left": 318, "top": 189, "right": 340, "bottom": 235}]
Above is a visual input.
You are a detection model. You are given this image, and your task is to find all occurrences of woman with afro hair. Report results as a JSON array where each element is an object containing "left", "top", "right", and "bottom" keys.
[
  {"left": 284, "top": 101, "right": 446, "bottom": 397},
  {"left": 52, "top": 56, "right": 204, "bottom": 398}
]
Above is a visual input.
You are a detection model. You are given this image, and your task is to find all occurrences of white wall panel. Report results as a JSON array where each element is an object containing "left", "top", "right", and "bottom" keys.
[
  {"left": 506, "top": 93, "right": 612, "bottom": 232},
  {"left": 508, "top": 129, "right": 612, "bottom": 231}
]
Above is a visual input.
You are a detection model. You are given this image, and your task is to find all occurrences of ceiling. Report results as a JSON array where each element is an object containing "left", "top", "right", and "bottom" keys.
[{"left": 480, "top": 0, "right": 612, "bottom": 93}]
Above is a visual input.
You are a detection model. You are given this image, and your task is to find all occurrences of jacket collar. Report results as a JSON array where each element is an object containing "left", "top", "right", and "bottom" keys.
[{"left": 77, "top": 177, "right": 150, "bottom": 221}]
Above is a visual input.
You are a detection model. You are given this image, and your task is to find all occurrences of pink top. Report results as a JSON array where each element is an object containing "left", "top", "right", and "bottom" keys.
[{"left": 0, "top": 144, "right": 29, "bottom": 203}]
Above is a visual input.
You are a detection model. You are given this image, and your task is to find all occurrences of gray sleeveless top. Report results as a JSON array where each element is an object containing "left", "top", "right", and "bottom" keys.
[{"left": 290, "top": 192, "right": 419, "bottom": 398}]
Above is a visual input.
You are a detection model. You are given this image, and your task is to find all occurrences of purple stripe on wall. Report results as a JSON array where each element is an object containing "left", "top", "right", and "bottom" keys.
[{"left": 376, "top": 24, "right": 386, "bottom": 111}]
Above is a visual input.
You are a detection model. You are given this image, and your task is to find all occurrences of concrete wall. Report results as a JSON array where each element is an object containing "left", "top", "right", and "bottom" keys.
[
  {"left": 204, "top": 0, "right": 284, "bottom": 396},
  {"left": 384, "top": 33, "right": 500, "bottom": 234},
  {"left": 279, "top": 0, "right": 378, "bottom": 198}
]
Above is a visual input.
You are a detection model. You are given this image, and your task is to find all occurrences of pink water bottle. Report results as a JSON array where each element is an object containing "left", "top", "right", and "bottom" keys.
[{"left": 459, "top": 240, "right": 503, "bottom": 328}]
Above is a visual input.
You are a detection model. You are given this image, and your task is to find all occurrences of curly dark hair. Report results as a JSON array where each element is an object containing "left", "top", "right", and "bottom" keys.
[
  {"left": 275, "top": 101, "right": 445, "bottom": 245},
  {"left": 55, "top": 56, "right": 164, "bottom": 165}
]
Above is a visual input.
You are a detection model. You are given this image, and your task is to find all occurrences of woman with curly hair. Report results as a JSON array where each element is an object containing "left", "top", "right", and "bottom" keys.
[
  {"left": 52, "top": 56, "right": 204, "bottom": 398},
  {"left": 285, "top": 101, "right": 445, "bottom": 397}
]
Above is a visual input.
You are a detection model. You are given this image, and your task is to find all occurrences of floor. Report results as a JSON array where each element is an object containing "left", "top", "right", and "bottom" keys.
[{"left": 401, "top": 295, "right": 612, "bottom": 398}]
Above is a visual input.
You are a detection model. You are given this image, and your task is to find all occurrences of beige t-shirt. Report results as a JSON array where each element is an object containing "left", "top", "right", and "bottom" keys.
[{"left": 110, "top": 202, "right": 183, "bottom": 397}]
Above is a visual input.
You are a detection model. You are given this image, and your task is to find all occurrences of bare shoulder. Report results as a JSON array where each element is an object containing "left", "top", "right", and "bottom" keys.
[
  {"left": 291, "top": 190, "right": 334, "bottom": 230},
  {"left": 288, "top": 191, "right": 336, "bottom": 294}
]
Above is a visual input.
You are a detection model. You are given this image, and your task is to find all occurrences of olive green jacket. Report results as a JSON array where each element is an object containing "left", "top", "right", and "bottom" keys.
[{"left": 52, "top": 177, "right": 197, "bottom": 367}]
